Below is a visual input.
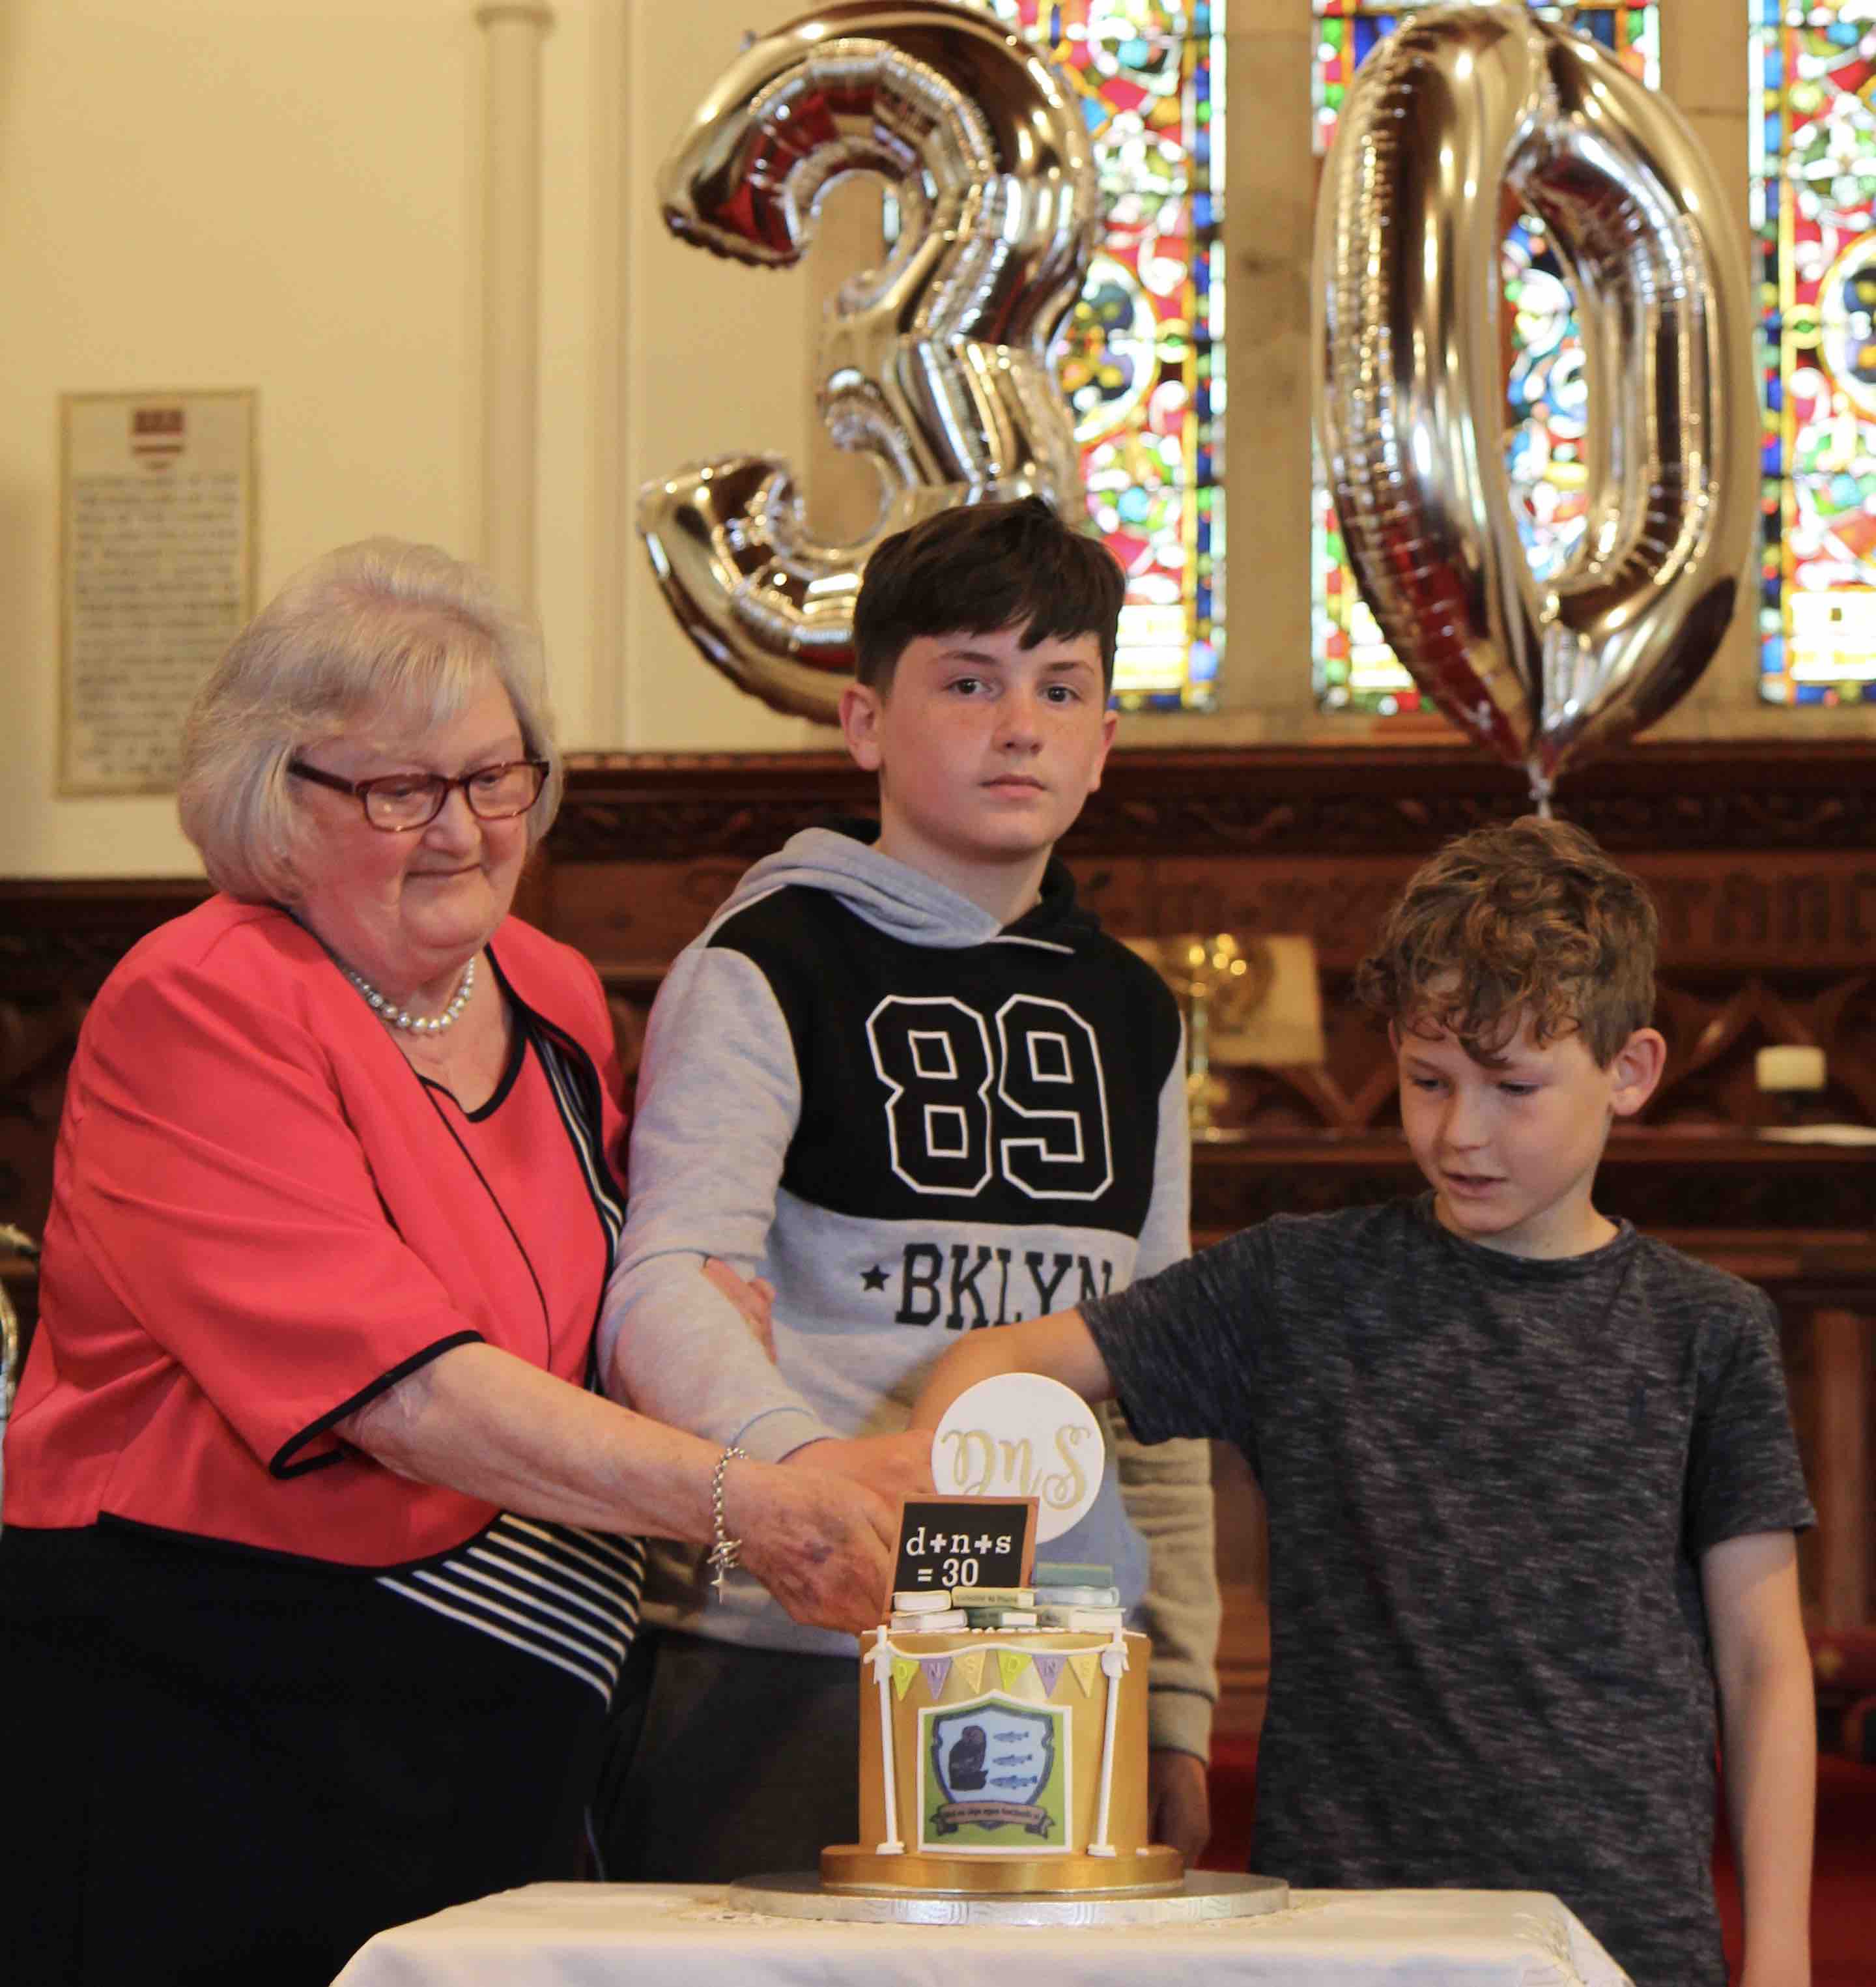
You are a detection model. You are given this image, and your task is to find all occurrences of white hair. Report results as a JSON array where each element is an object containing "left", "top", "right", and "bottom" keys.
[{"left": 177, "top": 537, "right": 563, "bottom": 902}]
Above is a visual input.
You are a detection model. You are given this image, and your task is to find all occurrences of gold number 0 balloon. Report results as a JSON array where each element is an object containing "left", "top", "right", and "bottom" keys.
[
  {"left": 638, "top": 0, "right": 1098, "bottom": 722},
  {"left": 1313, "top": 5, "right": 1757, "bottom": 801}
]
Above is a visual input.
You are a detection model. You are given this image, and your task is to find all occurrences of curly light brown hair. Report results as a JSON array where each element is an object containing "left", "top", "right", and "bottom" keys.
[{"left": 1354, "top": 816, "right": 1658, "bottom": 1068}]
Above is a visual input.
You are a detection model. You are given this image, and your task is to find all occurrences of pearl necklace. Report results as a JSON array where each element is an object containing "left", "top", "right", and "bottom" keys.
[{"left": 344, "top": 955, "right": 477, "bottom": 1035}]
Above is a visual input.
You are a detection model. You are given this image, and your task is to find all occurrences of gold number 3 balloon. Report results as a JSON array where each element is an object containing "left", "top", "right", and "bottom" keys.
[
  {"left": 639, "top": 0, "right": 1099, "bottom": 722},
  {"left": 1313, "top": 5, "right": 1757, "bottom": 800}
]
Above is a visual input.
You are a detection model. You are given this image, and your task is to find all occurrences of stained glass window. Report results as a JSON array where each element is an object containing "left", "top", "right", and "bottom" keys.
[
  {"left": 1751, "top": 1, "right": 1876, "bottom": 705},
  {"left": 978, "top": 2, "right": 1226, "bottom": 710},
  {"left": 1309, "top": 3, "right": 1661, "bottom": 715}
]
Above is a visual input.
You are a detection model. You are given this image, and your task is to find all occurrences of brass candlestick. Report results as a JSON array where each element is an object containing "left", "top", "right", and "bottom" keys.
[
  {"left": 1175, "top": 934, "right": 1250, "bottom": 1137},
  {"left": 1124, "top": 930, "right": 1321, "bottom": 1137}
]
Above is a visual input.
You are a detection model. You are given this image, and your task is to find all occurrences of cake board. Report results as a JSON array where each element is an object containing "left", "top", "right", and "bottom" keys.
[{"left": 729, "top": 1870, "right": 1290, "bottom": 1928}]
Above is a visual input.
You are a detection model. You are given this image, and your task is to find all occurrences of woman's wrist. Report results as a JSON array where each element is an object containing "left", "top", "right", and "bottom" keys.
[{"left": 705, "top": 1444, "right": 750, "bottom": 1594}]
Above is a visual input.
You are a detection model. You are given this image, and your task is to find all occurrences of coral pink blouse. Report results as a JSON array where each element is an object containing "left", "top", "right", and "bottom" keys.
[{"left": 4, "top": 895, "right": 627, "bottom": 1568}]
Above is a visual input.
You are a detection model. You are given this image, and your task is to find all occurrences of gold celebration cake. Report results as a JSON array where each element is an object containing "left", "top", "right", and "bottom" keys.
[{"left": 820, "top": 1615, "right": 1180, "bottom": 1894}]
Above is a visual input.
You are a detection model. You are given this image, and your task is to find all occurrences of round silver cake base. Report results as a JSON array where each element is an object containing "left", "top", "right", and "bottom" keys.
[{"left": 728, "top": 1870, "right": 1290, "bottom": 1928}]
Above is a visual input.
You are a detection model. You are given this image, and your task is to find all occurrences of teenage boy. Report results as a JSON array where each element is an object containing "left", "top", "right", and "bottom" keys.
[
  {"left": 594, "top": 498, "right": 1219, "bottom": 1880},
  {"left": 909, "top": 817, "right": 1815, "bottom": 1987}
]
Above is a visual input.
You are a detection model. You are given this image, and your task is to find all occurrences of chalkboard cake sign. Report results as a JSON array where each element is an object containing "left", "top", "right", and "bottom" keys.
[
  {"left": 891, "top": 1496, "right": 1037, "bottom": 1599},
  {"left": 930, "top": 1372, "right": 1105, "bottom": 1543}
]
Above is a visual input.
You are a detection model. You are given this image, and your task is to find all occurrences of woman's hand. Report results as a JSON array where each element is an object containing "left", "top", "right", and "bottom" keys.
[
  {"left": 702, "top": 1257, "right": 776, "bottom": 1362},
  {"left": 726, "top": 1458, "right": 899, "bottom": 1637},
  {"left": 784, "top": 1429, "right": 935, "bottom": 1510}
]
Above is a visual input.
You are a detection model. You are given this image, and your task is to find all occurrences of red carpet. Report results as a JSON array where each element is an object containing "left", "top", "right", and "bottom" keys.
[{"left": 1201, "top": 1738, "right": 1876, "bottom": 1984}]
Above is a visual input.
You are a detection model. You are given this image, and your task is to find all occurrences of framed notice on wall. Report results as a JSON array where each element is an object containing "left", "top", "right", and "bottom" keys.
[{"left": 59, "top": 389, "right": 257, "bottom": 795}]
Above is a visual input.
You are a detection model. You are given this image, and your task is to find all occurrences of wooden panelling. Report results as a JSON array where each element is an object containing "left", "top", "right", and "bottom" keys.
[{"left": 541, "top": 741, "right": 1876, "bottom": 1239}]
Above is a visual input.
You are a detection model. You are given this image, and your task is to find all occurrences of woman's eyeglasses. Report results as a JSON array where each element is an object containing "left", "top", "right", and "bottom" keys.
[{"left": 288, "top": 758, "right": 549, "bottom": 833}]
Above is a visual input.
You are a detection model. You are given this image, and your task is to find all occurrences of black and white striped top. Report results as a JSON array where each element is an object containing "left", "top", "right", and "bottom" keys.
[
  {"left": 378, "top": 1003, "right": 644, "bottom": 1704},
  {"left": 379, "top": 1514, "right": 645, "bottom": 1704}
]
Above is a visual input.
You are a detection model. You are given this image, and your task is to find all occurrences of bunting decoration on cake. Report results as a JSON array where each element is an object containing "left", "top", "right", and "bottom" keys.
[{"left": 870, "top": 1633, "right": 1130, "bottom": 1701}]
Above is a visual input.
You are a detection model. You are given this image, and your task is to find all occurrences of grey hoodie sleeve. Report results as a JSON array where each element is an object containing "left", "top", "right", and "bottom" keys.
[
  {"left": 1113, "top": 1033, "right": 1221, "bottom": 1760},
  {"left": 1135, "top": 1034, "right": 1192, "bottom": 1281},
  {"left": 598, "top": 942, "right": 836, "bottom": 1461}
]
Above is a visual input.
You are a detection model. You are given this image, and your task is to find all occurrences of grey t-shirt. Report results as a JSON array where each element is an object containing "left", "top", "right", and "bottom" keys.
[{"left": 1083, "top": 1197, "right": 1813, "bottom": 1986}]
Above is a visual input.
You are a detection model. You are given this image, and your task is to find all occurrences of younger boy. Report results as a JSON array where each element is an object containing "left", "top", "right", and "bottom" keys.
[
  {"left": 910, "top": 817, "right": 1815, "bottom": 1987},
  {"left": 595, "top": 498, "right": 1219, "bottom": 1878}
]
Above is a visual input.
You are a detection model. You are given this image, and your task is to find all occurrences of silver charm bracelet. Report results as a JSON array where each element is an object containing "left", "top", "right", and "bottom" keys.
[{"left": 707, "top": 1444, "right": 750, "bottom": 1597}]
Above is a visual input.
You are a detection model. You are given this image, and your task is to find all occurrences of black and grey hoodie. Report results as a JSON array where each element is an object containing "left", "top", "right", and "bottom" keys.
[{"left": 599, "top": 824, "right": 1219, "bottom": 1756}]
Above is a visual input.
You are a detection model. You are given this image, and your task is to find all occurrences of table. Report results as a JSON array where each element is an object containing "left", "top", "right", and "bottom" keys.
[{"left": 334, "top": 1880, "right": 1632, "bottom": 1986}]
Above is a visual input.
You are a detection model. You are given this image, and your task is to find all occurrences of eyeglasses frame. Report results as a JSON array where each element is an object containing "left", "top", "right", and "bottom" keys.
[{"left": 287, "top": 756, "right": 550, "bottom": 833}]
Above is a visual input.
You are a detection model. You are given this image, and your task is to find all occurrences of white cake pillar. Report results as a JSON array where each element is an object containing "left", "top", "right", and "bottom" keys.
[
  {"left": 865, "top": 1635, "right": 905, "bottom": 1855},
  {"left": 1088, "top": 1636, "right": 1128, "bottom": 1856}
]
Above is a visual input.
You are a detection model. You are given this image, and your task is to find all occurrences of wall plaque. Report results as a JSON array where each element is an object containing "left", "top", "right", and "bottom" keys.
[{"left": 59, "top": 389, "right": 256, "bottom": 795}]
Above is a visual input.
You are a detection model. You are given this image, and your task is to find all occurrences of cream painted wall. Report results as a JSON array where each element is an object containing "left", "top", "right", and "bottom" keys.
[
  {"left": 0, "top": 1, "right": 489, "bottom": 876},
  {"left": 0, "top": 2, "right": 1864, "bottom": 879},
  {"left": 0, "top": 0, "right": 825, "bottom": 879}
]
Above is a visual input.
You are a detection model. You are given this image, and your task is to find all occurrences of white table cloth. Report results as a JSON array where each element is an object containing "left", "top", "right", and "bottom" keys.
[{"left": 334, "top": 1880, "right": 1633, "bottom": 1986}]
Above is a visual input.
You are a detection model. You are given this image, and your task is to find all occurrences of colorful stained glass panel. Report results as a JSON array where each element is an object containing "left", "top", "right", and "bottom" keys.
[
  {"left": 1309, "top": 3, "right": 1660, "bottom": 715},
  {"left": 978, "top": 2, "right": 1226, "bottom": 709},
  {"left": 1751, "top": 1, "right": 1876, "bottom": 704}
]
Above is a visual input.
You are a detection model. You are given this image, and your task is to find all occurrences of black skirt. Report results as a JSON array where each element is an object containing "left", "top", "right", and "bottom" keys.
[{"left": 1, "top": 1521, "right": 625, "bottom": 1986}]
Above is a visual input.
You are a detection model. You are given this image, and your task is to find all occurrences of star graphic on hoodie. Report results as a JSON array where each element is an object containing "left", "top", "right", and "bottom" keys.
[{"left": 860, "top": 1264, "right": 889, "bottom": 1292}]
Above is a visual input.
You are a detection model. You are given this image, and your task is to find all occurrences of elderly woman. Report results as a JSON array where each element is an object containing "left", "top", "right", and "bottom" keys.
[{"left": 0, "top": 539, "right": 916, "bottom": 1985}]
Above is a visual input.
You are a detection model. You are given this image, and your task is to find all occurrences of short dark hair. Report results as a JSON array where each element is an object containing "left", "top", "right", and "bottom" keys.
[
  {"left": 851, "top": 496, "right": 1125, "bottom": 692},
  {"left": 1354, "top": 816, "right": 1658, "bottom": 1068}
]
